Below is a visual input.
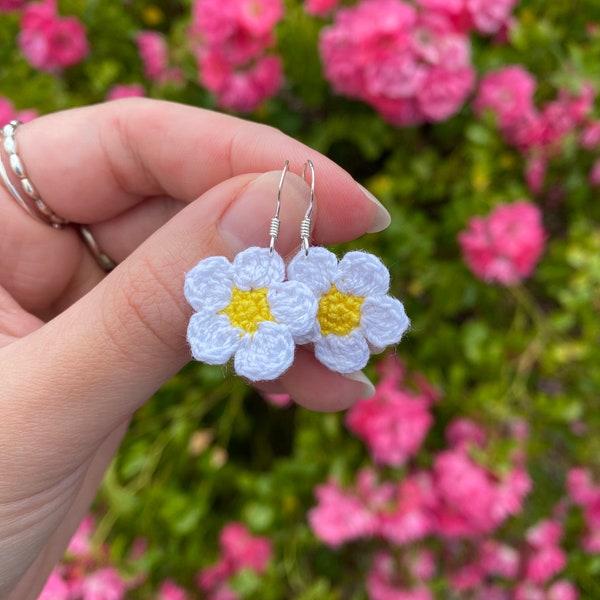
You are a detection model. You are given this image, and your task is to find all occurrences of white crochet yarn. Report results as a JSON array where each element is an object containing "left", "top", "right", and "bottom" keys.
[
  {"left": 287, "top": 247, "right": 410, "bottom": 374},
  {"left": 184, "top": 246, "right": 318, "bottom": 381}
]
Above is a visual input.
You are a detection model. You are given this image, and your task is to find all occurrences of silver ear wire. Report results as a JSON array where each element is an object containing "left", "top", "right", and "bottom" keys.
[
  {"left": 300, "top": 159, "right": 315, "bottom": 256},
  {"left": 270, "top": 160, "right": 289, "bottom": 254}
]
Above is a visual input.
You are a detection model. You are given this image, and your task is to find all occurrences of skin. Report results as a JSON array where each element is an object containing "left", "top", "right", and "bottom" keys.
[{"left": 0, "top": 99, "right": 389, "bottom": 598}]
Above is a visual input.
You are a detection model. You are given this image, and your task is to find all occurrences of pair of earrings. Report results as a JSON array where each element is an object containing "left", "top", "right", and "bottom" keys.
[{"left": 184, "top": 161, "right": 409, "bottom": 382}]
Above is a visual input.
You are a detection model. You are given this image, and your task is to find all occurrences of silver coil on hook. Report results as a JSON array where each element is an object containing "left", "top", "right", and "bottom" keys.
[
  {"left": 270, "top": 160, "right": 289, "bottom": 254},
  {"left": 300, "top": 159, "right": 315, "bottom": 256}
]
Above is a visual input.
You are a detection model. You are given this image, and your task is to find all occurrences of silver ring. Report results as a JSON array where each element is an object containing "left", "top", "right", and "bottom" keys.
[
  {"left": 79, "top": 225, "right": 118, "bottom": 272},
  {"left": 0, "top": 149, "right": 52, "bottom": 226},
  {"left": 1, "top": 120, "right": 69, "bottom": 229}
]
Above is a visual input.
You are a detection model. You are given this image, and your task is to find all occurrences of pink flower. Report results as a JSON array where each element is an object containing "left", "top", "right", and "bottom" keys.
[
  {"left": 200, "top": 51, "right": 282, "bottom": 112},
  {"left": 319, "top": 0, "right": 474, "bottom": 126},
  {"left": 0, "top": 0, "right": 26, "bottom": 11},
  {"left": 219, "top": 522, "right": 272, "bottom": 574},
  {"left": 417, "top": 0, "right": 517, "bottom": 34},
  {"left": 548, "top": 580, "right": 579, "bottom": 600},
  {"left": 566, "top": 468, "right": 600, "bottom": 554},
  {"left": 446, "top": 417, "right": 486, "bottom": 450},
  {"left": 407, "top": 549, "right": 436, "bottom": 581},
  {"left": 196, "top": 524, "right": 270, "bottom": 599},
  {"left": 67, "top": 514, "right": 95, "bottom": 559},
  {"left": 38, "top": 570, "right": 71, "bottom": 600},
  {"left": 367, "top": 551, "right": 433, "bottom": 600},
  {"left": 474, "top": 585, "right": 511, "bottom": 600},
  {"left": 106, "top": 84, "right": 146, "bottom": 101},
  {"left": 458, "top": 200, "right": 546, "bottom": 285},
  {"left": 538, "top": 85, "right": 595, "bottom": 149},
  {"left": 380, "top": 472, "right": 435, "bottom": 545},
  {"left": 237, "top": 0, "right": 283, "bottom": 37},
  {"left": 416, "top": 0, "right": 471, "bottom": 33},
  {"left": 136, "top": 32, "right": 182, "bottom": 85},
  {"left": 190, "top": 0, "right": 284, "bottom": 112},
  {"left": 304, "top": 0, "right": 339, "bottom": 16},
  {"left": 449, "top": 563, "right": 485, "bottom": 591},
  {"left": 474, "top": 66, "right": 538, "bottom": 132},
  {"left": 190, "top": 0, "right": 282, "bottom": 64},
  {"left": 210, "top": 586, "right": 239, "bottom": 600},
  {"left": 222, "top": 55, "right": 283, "bottom": 112},
  {"left": 433, "top": 449, "right": 499, "bottom": 537},
  {"left": 465, "top": 0, "right": 518, "bottom": 34},
  {"left": 580, "top": 120, "right": 600, "bottom": 149},
  {"left": 524, "top": 521, "right": 567, "bottom": 584},
  {"left": 567, "top": 468, "right": 600, "bottom": 506},
  {"left": 158, "top": 580, "right": 190, "bottom": 600},
  {"left": 19, "top": 0, "right": 89, "bottom": 72},
  {"left": 527, "top": 520, "right": 563, "bottom": 548},
  {"left": 346, "top": 360, "right": 435, "bottom": 467},
  {"left": 0, "top": 95, "right": 37, "bottom": 124},
  {"left": 514, "top": 583, "right": 549, "bottom": 600},
  {"left": 525, "top": 545, "right": 567, "bottom": 584},
  {"left": 77, "top": 567, "right": 128, "bottom": 600},
  {"left": 480, "top": 540, "right": 520, "bottom": 579},
  {"left": 309, "top": 478, "right": 380, "bottom": 547},
  {"left": 526, "top": 155, "right": 547, "bottom": 195},
  {"left": 492, "top": 466, "right": 532, "bottom": 521},
  {"left": 197, "top": 559, "right": 232, "bottom": 592},
  {"left": 476, "top": 67, "right": 594, "bottom": 160},
  {"left": 416, "top": 66, "right": 475, "bottom": 122},
  {"left": 137, "top": 31, "right": 169, "bottom": 81}
]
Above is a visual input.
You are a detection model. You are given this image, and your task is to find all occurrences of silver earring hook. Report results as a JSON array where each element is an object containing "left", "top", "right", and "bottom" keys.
[
  {"left": 300, "top": 159, "right": 315, "bottom": 256},
  {"left": 269, "top": 160, "right": 289, "bottom": 254}
]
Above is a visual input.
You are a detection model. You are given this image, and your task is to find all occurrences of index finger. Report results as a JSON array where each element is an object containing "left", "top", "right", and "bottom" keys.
[{"left": 17, "top": 99, "right": 382, "bottom": 245}]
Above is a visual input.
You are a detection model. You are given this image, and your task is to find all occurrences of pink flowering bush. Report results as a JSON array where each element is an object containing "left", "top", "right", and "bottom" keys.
[
  {"left": 196, "top": 522, "right": 272, "bottom": 599},
  {"left": 188, "top": 0, "right": 284, "bottom": 111},
  {"left": 474, "top": 65, "right": 596, "bottom": 192},
  {"left": 1, "top": 0, "right": 600, "bottom": 598},
  {"left": 18, "top": 0, "right": 88, "bottom": 72},
  {"left": 0, "top": 0, "right": 25, "bottom": 11},
  {"left": 346, "top": 358, "right": 438, "bottom": 465},
  {"left": 37, "top": 515, "right": 141, "bottom": 599},
  {"left": 320, "top": 0, "right": 476, "bottom": 125},
  {"left": 458, "top": 200, "right": 546, "bottom": 285}
]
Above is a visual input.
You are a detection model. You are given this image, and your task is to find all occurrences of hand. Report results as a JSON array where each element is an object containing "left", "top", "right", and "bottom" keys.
[{"left": 0, "top": 99, "right": 389, "bottom": 598}]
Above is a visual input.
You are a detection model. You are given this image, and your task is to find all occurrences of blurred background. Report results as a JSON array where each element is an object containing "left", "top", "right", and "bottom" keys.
[{"left": 2, "top": 0, "right": 600, "bottom": 597}]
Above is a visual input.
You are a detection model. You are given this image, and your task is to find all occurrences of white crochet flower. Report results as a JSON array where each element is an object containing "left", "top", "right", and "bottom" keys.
[
  {"left": 184, "top": 246, "right": 317, "bottom": 382},
  {"left": 287, "top": 247, "right": 409, "bottom": 374}
]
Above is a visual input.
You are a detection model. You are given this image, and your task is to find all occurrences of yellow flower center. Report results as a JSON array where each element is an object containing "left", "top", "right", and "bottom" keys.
[
  {"left": 318, "top": 285, "right": 364, "bottom": 337},
  {"left": 219, "top": 287, "right": 274, "bottom": 334}
]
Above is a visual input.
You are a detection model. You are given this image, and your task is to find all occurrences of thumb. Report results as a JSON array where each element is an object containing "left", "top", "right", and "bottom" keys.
[{"left": 3, "top": 172, "right": 314, "bottom": 450}]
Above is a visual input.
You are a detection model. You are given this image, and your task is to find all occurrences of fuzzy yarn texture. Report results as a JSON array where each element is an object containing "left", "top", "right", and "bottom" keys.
[
  {"left": 287, "top": 248, "right": 410, "bottom": 374},
  {"left": 184, "top": 246, "right": 317, "bottom": 381}
]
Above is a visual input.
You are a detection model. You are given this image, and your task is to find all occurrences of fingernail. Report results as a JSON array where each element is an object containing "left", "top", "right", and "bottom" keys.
[
  {"left": 343, "top": 370, "right": 376, "bottom": 399},
  {"left": 358, "top": 183, "right": 391, "bottom": 233}
]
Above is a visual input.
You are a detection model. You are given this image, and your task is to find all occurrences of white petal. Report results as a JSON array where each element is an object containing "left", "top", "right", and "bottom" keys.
[
  {"left": 314, "top": 329, "right": 371, "bottom": 374},
  {"left": 234, "top": 321, "right": 294, "bottom": 381},
  {"left": 267, "top": 281, "right": 318, "bottom": 337},
  {"left": 187, "top": 312, "right": 242, "bottom": 364},
  {"left": 232, "top": 247, "right": 284, "bottom": 290},
  {"left": 287, "top": 247, "right": 338, "bottom": 295},
  {"left": 184, "top": 256, "right": 233, "bottom": 312},
  {"left": 361, "top": 296, "right": 410, "bottom": 347},
  {"left": 334, "top": 251, "right": 390, "bottom": 296}
]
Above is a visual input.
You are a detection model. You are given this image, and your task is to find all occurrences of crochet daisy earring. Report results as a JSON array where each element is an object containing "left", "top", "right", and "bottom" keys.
[
  {"left": 184, "top": 161, "right": 318, "bottom": 382},
  {"left": 287, "top": 161, "right": 410, "bottom": 374}
]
